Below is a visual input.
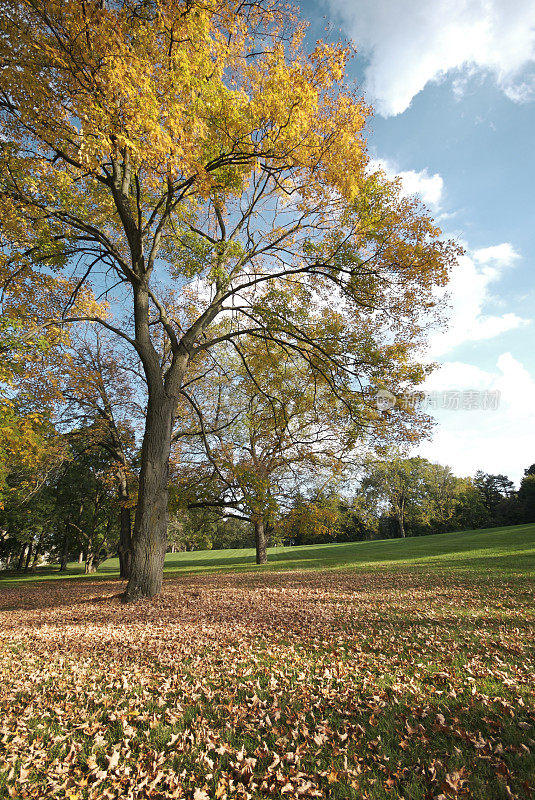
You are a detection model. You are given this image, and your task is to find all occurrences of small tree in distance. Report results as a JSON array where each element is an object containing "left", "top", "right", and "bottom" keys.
[
  {"left": 361, "top": 455, "right": 433, "bottom": 539},
  {"left": 172, "top": 336, "right": 356, "bottom": 564}
]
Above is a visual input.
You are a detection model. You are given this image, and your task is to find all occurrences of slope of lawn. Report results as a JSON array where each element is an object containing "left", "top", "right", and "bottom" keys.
[
  {"left": 1, "top": 523, "right": 534, "bottom": 588},
  {"left": 0, "top": 525, "right": 533, "bottom": 799},
  {"left": 162, "top": 523, "right": 535, "bottom": 579}
]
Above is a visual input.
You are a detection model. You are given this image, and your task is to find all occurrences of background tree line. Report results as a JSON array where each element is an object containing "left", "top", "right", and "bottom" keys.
[
  {"left": 1, "top": 391, "right": 533, "bottom": 571},
  {"left": 1, "top": 313, "right": 533, "bottom": 572}
]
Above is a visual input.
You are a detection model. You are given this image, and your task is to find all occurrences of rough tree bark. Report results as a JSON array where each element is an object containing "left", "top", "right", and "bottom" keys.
[
  {"left": 118, "top": 505, "right": 132, "bottom": 579},
  {"left": 116, "top": 457, "right": 132, "bottom": 580},
  {"left": 254, "top": 518, "right": 267, "bottom": 565},
  {"left": 23, "top": 542, "right": 33, "bottom": 573},
  {"left": 125, "top": 394, "right": 175, "bottom": 600},
  {"left": 17, "top": 545, "right": 26, "bottom": 571}
]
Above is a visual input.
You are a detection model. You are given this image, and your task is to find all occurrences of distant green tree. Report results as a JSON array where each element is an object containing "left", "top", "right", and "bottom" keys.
[
  {"left": 0, "top": 487, "right": 56, "bottom": 571},
  {"left": 210, "top": 518, "right": 254, "bottom": 550},
  {"left": 450, "top": 478, "right": 490, "bottom": 531},
  {"left": 167, "top": 510, "right": 214, "bottom": 553},
  {"left": 50, "top": 431, "right": 120, "bottom": 573},
  {"left": 361, "top": 456, "right": 432, "bottom": 538},
  {"left": 423, "top": 463, "right": 460, "bottom": 532},
  {"left": 518, "top": 464, "right": 535, "bottom": 523},
  {"left": 474, "top": 471, "right": 515, "bottom": 518}
]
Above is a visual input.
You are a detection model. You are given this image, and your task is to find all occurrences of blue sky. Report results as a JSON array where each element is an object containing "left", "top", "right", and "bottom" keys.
[{"left": 298, "top": 0, "right": 535, "bottom": 484}]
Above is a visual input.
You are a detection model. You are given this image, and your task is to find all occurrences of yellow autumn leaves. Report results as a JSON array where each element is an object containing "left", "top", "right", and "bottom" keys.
[{"left": 1, "top": 0, "right": 367, "bottom": 200}]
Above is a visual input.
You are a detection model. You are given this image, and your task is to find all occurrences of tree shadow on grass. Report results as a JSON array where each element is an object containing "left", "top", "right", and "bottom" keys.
[{"left": 0, "top": 568, "right": 532, "bottom": 648}]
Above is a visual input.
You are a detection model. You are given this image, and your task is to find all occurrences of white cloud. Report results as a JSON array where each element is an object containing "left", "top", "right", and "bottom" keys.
[
  {"left": 370, "top": 158, "right": 444, "bottom": 208},
  {"left": 325, "top": 0, "right": 535, "bottom": 115},
  {"left": 428, "top": 242, "right": 527, "bottom": 356},
  {"left": 473, "top": 243, "right": 520, "bottom": 267},
  {"left": 398, "top": 169, "right": 444, "bottom": 208},
  {"left": 503, "top": 71, "right": 535, "bottom": 103},
  {"left": 417, "top": 353, "right": 535, "bottom": 483}
]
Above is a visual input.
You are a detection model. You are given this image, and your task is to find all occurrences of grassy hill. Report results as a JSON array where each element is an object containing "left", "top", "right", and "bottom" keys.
[
  {"left": 0, "top": 524, "right": 533, "bottom": 799},
  {"left": 2, "top": 523, "right": 534, "bottom": 587}
]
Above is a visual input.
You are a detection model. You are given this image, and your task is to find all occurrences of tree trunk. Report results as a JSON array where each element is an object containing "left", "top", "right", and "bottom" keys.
[
  {"left": 78, "top": 550, "right": 84, "bottom": 563},
  {"left": 113, "top": 457, "right": 132, "bottom": 579},
  {"left": 254, "top": 518, "right": 267, "bottom": 565},
  {"left": 85, "top": 553, "right": 96, "bottom": 573},
  {"left": 59, "top": 534, "right": 69, "bottom": 572},
  {"left": 17, "top": 544, "right": 27, "bottom": 571},
  {"left": 397, "top": 493, "right": 406, "bottom": 538},
  {"left": 23, "top": 541, "right": 33, "bottom": 572},
  {"left": 118, "top": 505, "right": 132, "bottom": 580},
  {"left": 96, "top": 517, "right": 112, "bottom": 571},
  {"left": 30, "top": 536, "right": 42, "bottom": 571},
  {"left": 125, "top": 396, "right": 174, "bottom": 601}
]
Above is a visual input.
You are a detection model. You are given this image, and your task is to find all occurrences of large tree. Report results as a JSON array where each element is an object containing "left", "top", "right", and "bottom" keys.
[
  {"left": 0, "top": 0, "right": 457, "bottom": 598},
  {"left": 60, "top": 328, "right": 141, "bottom": 577},
  {"left": 172, "top": 335, "right": 354, "bottom": 563},
  {"left": 0, "top": 255, "right": 96, "bottom": 506},
  {"left": 474, "top": 470, "right": 516, "bottom": 521},
  {"left": 361, "top": 455, "right": 433, "bottom": 539}
]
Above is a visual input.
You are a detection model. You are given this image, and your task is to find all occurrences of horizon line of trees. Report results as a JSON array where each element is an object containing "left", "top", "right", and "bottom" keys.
[
  {"left": 1, "top": 428, "right": 533, "bottom": 573},
  {"left": 166, "top": 459, "right": 535, "bottom": 552}
]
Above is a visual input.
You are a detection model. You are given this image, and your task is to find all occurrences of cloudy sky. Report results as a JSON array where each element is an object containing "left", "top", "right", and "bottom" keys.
[{"left": 299, "top": 0, "right": 535, "bottom": 484}]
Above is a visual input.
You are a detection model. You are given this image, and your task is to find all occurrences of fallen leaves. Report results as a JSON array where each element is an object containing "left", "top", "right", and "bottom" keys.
[{"left": 0, "top": 570, "right": 533, "bottom": 799}]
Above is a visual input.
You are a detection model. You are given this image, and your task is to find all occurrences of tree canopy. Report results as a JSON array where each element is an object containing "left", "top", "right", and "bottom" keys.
[{"left": 0, "top": 0, "right": 458, "bottom": 597}]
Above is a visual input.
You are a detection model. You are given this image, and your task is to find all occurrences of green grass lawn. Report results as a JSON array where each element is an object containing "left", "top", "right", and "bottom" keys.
[
  {"left": 2, "top": 523, "right": 534, "bottom": 588},
  {"left": 0, "top": 524, "right": 533, "bottom": 799}
]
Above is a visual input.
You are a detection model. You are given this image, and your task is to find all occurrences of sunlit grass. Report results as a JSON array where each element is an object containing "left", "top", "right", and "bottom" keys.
[{"left": 1, "top": 523, "right": 534, "bottom": 588}]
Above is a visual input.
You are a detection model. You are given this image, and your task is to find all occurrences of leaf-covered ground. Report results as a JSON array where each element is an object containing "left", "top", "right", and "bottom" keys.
[{"left": 0, "top": 569, "right": 533, "bottom": 800}]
